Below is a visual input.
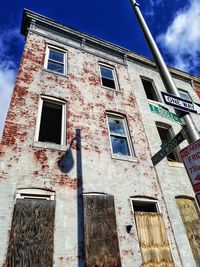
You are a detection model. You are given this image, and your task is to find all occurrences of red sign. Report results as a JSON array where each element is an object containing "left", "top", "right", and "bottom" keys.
[{"left": 180, "top": 139, "right": 200, "bottom": 195}]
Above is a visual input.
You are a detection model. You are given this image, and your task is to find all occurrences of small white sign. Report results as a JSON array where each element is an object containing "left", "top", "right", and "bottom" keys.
[{"left": 180, "top": 139, "right": 200, "bottom": 193}]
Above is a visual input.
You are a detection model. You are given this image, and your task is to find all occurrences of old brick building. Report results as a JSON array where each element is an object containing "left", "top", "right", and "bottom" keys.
[{"left": 0, "top": 9, "right": 200, "bottom": 267}]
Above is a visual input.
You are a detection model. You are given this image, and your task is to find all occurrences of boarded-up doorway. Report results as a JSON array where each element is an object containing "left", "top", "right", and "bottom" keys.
[
  {"left": 83, "top": 194, "right": 121, "bottom": 267},
  {"left": 132, "top": 199, "right": 174, "bottom": 267},
  {"left": 6, "top": 198, "right": 55, "bottom": 267}
]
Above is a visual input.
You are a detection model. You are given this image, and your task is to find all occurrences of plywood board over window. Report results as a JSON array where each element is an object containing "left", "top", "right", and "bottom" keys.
[
  {"left": 6, "top": 198, "right": 55, "bottom": 267},
  {"left": 83, "top": 194, "right": 121, "bottom": 267},
  {"left": 176, "top": 198, "right": 200, "bottom": 264},
  {"left": 132, "top": 200, "right": 174, "bottom": 267}
]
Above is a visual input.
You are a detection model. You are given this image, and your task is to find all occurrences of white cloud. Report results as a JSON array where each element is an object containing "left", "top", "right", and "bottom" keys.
[
  {"left": 145, "top": 0, "right": 164, "bottom": 17},
  {"left": 157, "top": 0, "right": 200, "bottom": 73},
  {"left": 0, "top": 28, "right": 21, "bottom": 140}
]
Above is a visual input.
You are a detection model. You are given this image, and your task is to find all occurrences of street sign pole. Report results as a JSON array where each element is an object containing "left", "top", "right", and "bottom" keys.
[{"left": 129, "top": 0, "right": 200, "bottom": 143}]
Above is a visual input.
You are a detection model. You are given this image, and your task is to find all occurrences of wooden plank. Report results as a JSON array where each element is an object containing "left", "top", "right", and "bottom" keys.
[
  {"left": 135, "top": 212, "right": 174, "bottom": 267},
  {"left": 176, "top": 198, "right": 200, "bottom": 263},
  {"left": 84, "top": 194, "right": 121, "bottom": 267},
  {"left": 6, "top": 198, "right": 55, "bottom": 267}
]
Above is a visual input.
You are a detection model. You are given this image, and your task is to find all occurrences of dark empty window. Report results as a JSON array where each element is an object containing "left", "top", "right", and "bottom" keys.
[
  {"left": 107, "top": 115, "right": 133, "bottom": 156},
  {"left": 141, "top": 78, "right": 159, "bottom": 101},
  {"left": 157, "top": 124, "right": 181, "bottom": 162},
  {"left": 132, "top": 201, "right": 158, "bottom": 212},
  {"left": 46, "top": 47, "right": 65, "bottom": 74},
  {"left": 100, "top": 65, "right": 117, "bottom": 89},
  {"left": 39, "top": 101, "right": 63, "bottom": 144}
]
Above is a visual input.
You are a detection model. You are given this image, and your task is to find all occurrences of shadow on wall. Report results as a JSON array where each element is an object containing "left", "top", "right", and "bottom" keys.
[{"left": 58, "top": 129, "right": 85, "bottom": 267}]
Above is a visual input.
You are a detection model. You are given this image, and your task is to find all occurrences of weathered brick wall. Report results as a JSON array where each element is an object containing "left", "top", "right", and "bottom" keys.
[{"left": 0, "top": 27, "right": 192, "bottom": 266}]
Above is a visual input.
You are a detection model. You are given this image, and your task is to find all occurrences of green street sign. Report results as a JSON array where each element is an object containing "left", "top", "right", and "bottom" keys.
[
  {"left": 149, "top": 102, "right": 182, "bottom": 124},
  {"left": 152, "top": 131, "right": 185, "bottom": 165}
]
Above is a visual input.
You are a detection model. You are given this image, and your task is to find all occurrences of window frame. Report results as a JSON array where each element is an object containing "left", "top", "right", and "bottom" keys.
[
  {"left": 106, "top": 113, "right": 135, "bottom": 160},
  {"left": 44, "top": 45, "right": 67, "bottom": 75},
  {"left": 34, "top": 96, "right": 66, "bottom": 148},
  {"left": 99, "top": 63, "right": 119, "bottom": 91},
  {"left": 141, "top": 76, "right": 160, "bottom": 102},
  {"left": 130, "top": 197, "right": 160, "bottom": 213},
  {"left": 16, "top": 189, "right": 55, "bottom": 200}
]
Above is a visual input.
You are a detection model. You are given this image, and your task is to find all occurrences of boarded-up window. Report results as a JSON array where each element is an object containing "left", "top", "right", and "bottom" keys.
[
  {"left": 176, "top": 198, "right": 200, "bottom": 263},
  {"left": 133, "top": 201, "right": 174, "bottom": 267},
  {"left": 84, "top": 194, "right": 121, "bottom": 267},
  {"left": 6, "top": 198, "right": 55, "bottom": 267}
]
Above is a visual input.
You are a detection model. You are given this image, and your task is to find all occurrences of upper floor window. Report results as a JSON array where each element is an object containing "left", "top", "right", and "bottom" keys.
[
  {"left": 178, "top": 89, "right": 192, "bottom": 101},
  {"left": 141, "top": 77, "right": 159, "bottom": 102},
  {"left": 107, "top": 113, "right": 134, "bottom": 157},
  {"left": 156, "top": 123, "right": 181, "bottom": 162},
  {"left": 99, "top": 64, "right": 118, "bottom": 90},
  {"left": 44, "top": 46, "right": 66, "bottom": 74},
  {"left": 35, "top": 96, "right": 66, "bottom": 146}
]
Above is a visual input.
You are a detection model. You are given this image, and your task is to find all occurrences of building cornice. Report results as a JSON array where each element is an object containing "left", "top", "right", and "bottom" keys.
[{"left": 21, "top": 9, "right": 200, "bottom": 84}]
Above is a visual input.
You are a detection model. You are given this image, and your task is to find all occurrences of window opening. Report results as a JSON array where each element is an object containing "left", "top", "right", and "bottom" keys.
[
  {"left": 141, "top": 78, "right": 159, "bottom": 101},
  {"left": 107, "top": 114, "right": 133, "bottom": 156},
  {"left": 132, "top": 201, "right": 158, "bottom": 212},
  {"left": 156, "top": 124, "right": 181, "bottom": 162},
  {"left": 100, "top": 65, "right": 117, "bottom": 90},
  {"left": 39, "top": 100, "right": 62, "bottom": 144}
]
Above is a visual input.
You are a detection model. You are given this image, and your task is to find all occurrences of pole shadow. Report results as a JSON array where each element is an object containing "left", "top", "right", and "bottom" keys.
[{"left": 58, "top": 129, "right": 85, "bottom": 266}]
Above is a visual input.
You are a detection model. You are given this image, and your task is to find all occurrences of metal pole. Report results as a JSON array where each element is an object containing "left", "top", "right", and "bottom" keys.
[{"left": 130, "top": 0, "right": 200, "bottom": 143}]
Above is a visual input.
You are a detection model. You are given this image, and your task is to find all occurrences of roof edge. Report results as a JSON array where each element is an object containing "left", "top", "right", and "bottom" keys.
[{"left": 21, "top": 9, "right": 200, "bottom": 82}]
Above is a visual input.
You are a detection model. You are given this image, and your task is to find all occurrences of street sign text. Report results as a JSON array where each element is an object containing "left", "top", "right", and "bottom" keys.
[
  {"left": 152, "top": 131, "right": 185, "bottom": 165},
  {"left": 161, "top": 91, "right": 200, "bottom": 114}
]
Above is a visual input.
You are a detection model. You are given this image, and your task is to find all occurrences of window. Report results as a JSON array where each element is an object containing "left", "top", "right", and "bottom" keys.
[
  {"left": 141, "top": 78, "right": 159, "bottom": 101},
  {"left": 176, "top": 197, "right": 200, "bottom": 264},
  {"left": 178, "top": 89, "right": 192, "bottom": 101},
  {"left": 83, "top": 194, "right": 121, "bottom": 266},
  {"left": 99, "top": 64, "right": 118, "bottom": 90},
  {"left": 132, "top": 200, "right": 158, "bottom": 212},
  {"left": 6, "top": 190, "right": 55, "bottom": 266},
  {"left": 107, "top": 114, "right": 133, "bottom": 157},
  {"left": 44, "top": 46, "right": 66, "bottom": 74},
  {"left": 35, "top": 96, "right": 66, "bottom": 146},
  {"left": 156, "top": 123, "right": 181, "bottom": 162},
  {"left": 131, "top": 198, "right": 174, "bottom": 266}
]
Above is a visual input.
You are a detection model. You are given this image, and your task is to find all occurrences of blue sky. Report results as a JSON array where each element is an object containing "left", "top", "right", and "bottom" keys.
[{"left": 0, "top": 0, "right": 200, "bottom": 138}]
